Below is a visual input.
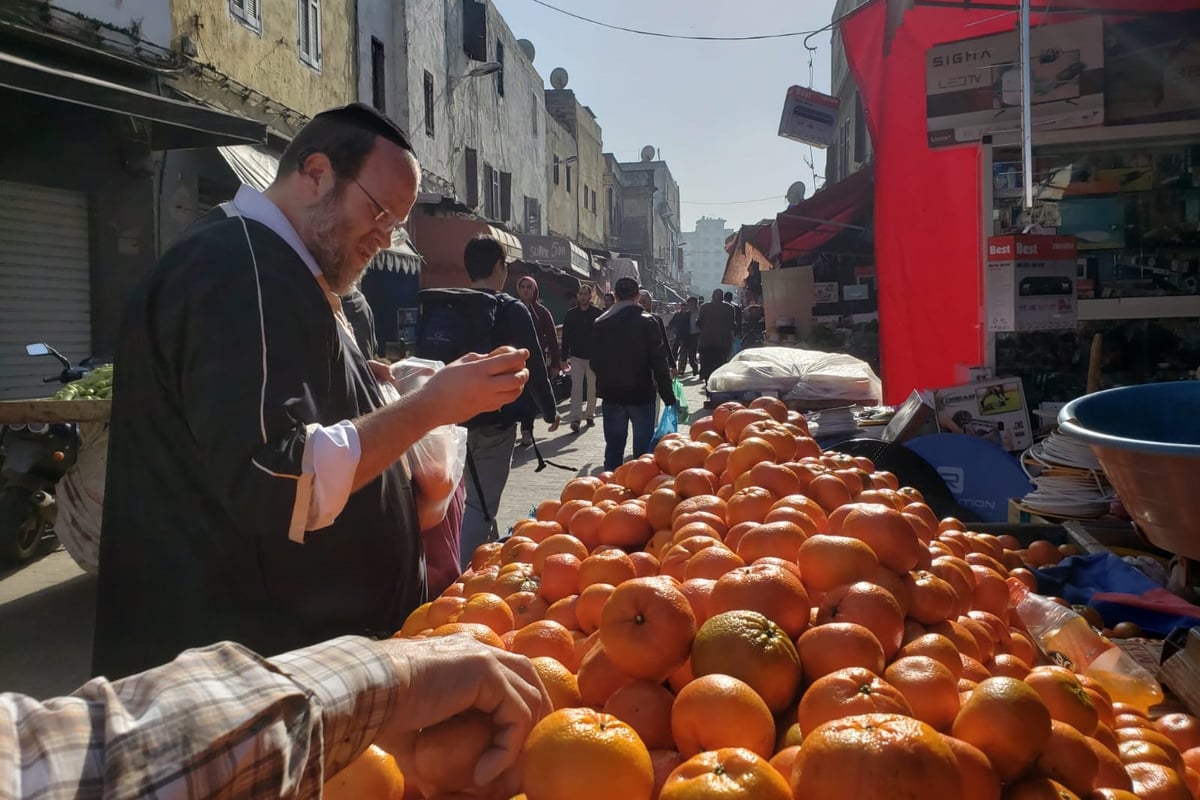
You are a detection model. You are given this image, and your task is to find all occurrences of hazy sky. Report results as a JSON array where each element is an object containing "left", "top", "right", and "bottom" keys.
[{"left": 491, "top": 0, "right": 838, "bottom": 233}]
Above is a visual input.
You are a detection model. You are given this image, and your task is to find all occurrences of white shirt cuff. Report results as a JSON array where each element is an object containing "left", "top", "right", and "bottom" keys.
[{"left": 292, "top": 420, "right": 361, "bottom": 541}]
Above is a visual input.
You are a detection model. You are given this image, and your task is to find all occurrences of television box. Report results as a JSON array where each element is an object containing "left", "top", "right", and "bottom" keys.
[
  {"left": 986, "top": 235, "right": 1078, "bottom": 332},
  {"left": 932, "top": 376, "right": 1033, "bottom": 453}
]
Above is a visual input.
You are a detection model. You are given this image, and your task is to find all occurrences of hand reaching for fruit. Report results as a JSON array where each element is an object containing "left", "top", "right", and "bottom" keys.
[{"left": 371, "top": 634, "right": 553, "bottom": 798}]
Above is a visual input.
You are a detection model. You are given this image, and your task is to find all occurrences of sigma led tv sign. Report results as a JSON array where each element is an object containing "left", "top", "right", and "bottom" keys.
[{"left": 925, "top": 17, "right": 1105, "bottom": 148}]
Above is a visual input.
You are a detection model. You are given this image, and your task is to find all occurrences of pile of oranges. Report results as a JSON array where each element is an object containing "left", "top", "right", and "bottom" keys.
[{"left": 338, "top": 397, "right": 1200, "bottom": 800}]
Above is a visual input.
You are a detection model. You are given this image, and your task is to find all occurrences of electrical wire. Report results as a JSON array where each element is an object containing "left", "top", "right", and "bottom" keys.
[
  {"left": 526, "top": 0, "right": 835, "bottom": 42},
  {"left": 1019, "top": 430, "right": 1114, "bottom": 517},
  {"left": 682, "top": 196, "right": 782, "bottom": 206}
]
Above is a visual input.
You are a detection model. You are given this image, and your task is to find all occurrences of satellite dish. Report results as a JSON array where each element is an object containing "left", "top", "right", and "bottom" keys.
[
  {"left": 786, "top": 181, "right": 807, "bottom": 205},
  {"left": 517, "top": 39, "right": 535, "bottom": 61},
  {"left": 640, "top": 145, "right": 656, "bottom": 162},
  {"left": 549, "top": 67, "right": 569, "bottom": 89}
]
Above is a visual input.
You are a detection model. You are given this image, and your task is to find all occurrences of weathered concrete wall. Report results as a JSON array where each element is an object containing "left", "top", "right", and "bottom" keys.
[
  {"left": 403, "top": 0, "right": 452, "bottom": 192},
  {"left": 355, "top": 0, "right": 396, "bottom": 117},
  {"left": 545, "top": 113, "right": 576, "bottom": 238},
  {"left": 544, "top": 89, "right": 604, "bottom": 248},
  {"left": 172, "top": 0, "right": 355, "bottom": 118}
]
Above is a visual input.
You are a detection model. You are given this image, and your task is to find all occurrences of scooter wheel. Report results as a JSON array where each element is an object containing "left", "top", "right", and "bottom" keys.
[{"left": 0, "top": 487, "right": 48, "bottom": 567}]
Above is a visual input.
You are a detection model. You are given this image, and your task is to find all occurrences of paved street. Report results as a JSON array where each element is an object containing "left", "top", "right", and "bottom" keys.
[{"left": 0, "top": 375, "right": 708, "bottom": 699}]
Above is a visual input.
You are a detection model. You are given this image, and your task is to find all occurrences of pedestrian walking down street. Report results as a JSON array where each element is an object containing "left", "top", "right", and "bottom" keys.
[
  {"left": 602, "top": 292, "right": 615, "bottom": 310},
  {"left": 669, "top": 296, "right": 700, "bottom": 376},
  {"left": 561, "top": 284, "right": 602, "bottom": 432},
  {"left": 515, "top": 275, "right": 561, "bottom": 447},
  {"left": 697, "top": 288, "right": 738, "bottom": 383},
  {"left": 724, "top": 290, "right": 745, "bottom": 356},
  {"left": 590, "top": 278, "right": 675, "bottom": 471}
]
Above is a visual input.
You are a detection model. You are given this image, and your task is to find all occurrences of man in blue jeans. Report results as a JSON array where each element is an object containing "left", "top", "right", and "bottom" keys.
[{"left": 589, "top": 277, "right": 676, "bottom": 471}]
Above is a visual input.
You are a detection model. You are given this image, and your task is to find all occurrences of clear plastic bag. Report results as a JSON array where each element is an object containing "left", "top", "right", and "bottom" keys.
[{"left": 387, "top": 359, "right": 469, "bottom": 530}]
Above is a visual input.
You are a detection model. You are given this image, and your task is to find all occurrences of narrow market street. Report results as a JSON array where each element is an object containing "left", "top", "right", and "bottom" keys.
[{"left": 0, "top": 376, "right": 708, "bottom": 699}]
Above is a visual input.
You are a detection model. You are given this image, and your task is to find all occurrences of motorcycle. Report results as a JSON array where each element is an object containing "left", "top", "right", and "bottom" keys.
[{"left": 0, "top": 343, "right": 104, "bottom": 567}]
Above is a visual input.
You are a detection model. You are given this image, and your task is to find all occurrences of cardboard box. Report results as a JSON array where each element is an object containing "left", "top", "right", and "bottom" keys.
[
  {"left": 986, "top": 235, "right": 1078, "bottom": 331},
  {"left": 1160, "top": 627, "right": 1200, "bottom": 716},
  {"left": 882, "top": 389, "right": 937, "bottom": 444},
  {"left": 933, "top": 376, "right": 1033, "bottom": 452}
]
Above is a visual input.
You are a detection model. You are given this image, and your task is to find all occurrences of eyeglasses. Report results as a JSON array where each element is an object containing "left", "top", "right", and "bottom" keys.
[{"left": 351, "top": 177, "right": 407, "bottom": 237}]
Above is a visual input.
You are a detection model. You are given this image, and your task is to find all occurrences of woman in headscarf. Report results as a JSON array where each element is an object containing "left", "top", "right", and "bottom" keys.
[{"left": 516, "top": 275, "right": 561, "bottom": 446}]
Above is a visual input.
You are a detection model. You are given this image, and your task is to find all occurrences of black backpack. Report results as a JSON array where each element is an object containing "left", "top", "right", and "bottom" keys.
[{"left": 414, "top": 288, "right": 514, "bottom": 364}]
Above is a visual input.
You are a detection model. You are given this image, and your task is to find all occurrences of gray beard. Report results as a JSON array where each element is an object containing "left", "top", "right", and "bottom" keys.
[{"left": 302, "top": 191, "right": 364, "bottom": 295}]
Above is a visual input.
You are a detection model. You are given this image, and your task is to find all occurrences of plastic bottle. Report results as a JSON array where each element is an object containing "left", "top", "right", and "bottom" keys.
[{"left": 1007, "top": 578, "right": 1164, "bottom": 712}]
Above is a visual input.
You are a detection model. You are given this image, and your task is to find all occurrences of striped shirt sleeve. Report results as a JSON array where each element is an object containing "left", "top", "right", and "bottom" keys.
[{"left": 0, "top": 636, "right": 398, "bottom": 799}]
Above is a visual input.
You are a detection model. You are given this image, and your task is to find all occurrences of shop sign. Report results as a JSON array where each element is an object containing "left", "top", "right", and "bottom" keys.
[
  {"left": 985, "top": 235, "right": 1078, "bottom": 332},
  {"left": 926, "top": 17, "right": 1104, "bottom": 148},
  {"left": 842, "top": 283, "right": 869, "bottom": 301},
  {"left": 813, "top": 282, "right": 839, "bottom": 304},
  {"left": 1107, "top": 15, "right": 1200, "bottom": 125},
  {"left": 519, "top": 235, "right": 590, "bottom": 277},
  {"left": 778, "top": 86, "right": 840, "bottom": 148}
]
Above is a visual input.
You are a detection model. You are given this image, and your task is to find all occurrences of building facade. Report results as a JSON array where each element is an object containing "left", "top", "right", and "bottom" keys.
[
  {"left": 682, "top": 217, "right": 737, "bottom": 298},
  {"left": 827, "top": 0, "right": 873, "bottom": 183},
  {"left": 611, "top": 156, "right": 683, "bottom": 300},
  {"left": 544, "top": 88, "right": 605, "bottom": 251}
]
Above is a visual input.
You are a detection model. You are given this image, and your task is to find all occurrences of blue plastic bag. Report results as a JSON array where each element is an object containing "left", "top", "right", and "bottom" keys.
[{"left": 652, "top": 404, "right": 678, "bottom": 447}]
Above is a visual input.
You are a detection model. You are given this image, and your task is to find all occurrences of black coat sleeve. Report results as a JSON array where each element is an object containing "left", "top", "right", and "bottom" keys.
[
  {"left": 153, "top": 229, "right": 336, "bottom": 541},
  {"left": 647, "top": 317, "right": 675, "bottom": 407}
]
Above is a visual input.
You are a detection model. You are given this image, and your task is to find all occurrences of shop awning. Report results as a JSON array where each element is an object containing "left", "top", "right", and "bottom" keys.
[
  {"left": 775, "top": 166, "right": 874, "bottom": 262},
  {"left": 518, "top": 235, "right": 592, "bottom": 278},
  {"left": 410, "top": 214, "right": 523, "bottom": 288},
  {"left": 0, "top": 50, "right": 266, "bottom": 150},
  {"left": 722, "top": 225, "right": 776, "bottom": 287},
  {"left": 368, "top": 243, "right": 423, "bottom": 275}
]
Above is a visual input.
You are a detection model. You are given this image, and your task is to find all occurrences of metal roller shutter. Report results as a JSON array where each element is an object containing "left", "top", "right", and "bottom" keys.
[{"left": 0, "top": 181, "right": 92, "bottom": 400}]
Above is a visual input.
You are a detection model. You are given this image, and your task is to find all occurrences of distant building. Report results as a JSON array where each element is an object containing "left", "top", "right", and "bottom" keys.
[
  {"left": 544, "top": 88, "right": 606, "bottom": 252},
  {"left": 682, "top": 217, "right": 737, "bottom": 298},
  {"left": 828, "top": 0, "right": 873, "bottom": 183},
  {"left": 608, "top": 154, "right": 683, "bottom": 301}
]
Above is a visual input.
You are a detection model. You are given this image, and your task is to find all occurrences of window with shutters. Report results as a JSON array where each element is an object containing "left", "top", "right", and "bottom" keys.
[
  {"left": 371, "top": 38, "right": 386, "bottom": 112},
  {"left": 423, "top": 71, "right": 435, "bottom": 137},
  {"left": 523, "top": 197, "right": 541, "bottom": 234},
  {"left": 495, "top": 40, "right": 505, "bottom": 97},
  {"left": 590, "top": 188, "right": 597, "bottom": 215},
  {"left": 499, "top": 172, "right": 512, "bottom": 221},
  {"left": 297, "top": 0, "right": 321, "bottom": 69},
  {"left": 462, "top": 0, "right": 487, "bottom": 61},
  {"left": 482, "top": 164, "right": 496, "bottom": 218},
  {"left": 230, "top": 0, "right": 261, "bottom": 34},
  {"left": 853, "top": 92, "right": 867, "bottom": 164},
  {"left": 465, "top": 148, "right": 479, "bottom": 207},
  {"left": 552, "top": 156, "right": 560, "bottom": 186},
  {"left": 532, "top": 94, "right": 538, "bottom": 137},
  {"left": 565, "top": 164, "right": 572, "bottom": 194}
]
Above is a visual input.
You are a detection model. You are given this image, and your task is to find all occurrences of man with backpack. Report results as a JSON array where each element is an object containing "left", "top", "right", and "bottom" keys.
[
  {"left": 416, "top": 235, "right": 559, "bottom": 567},
  {"left": 590, "top": 278, "right": 675, "bottom": 471}
]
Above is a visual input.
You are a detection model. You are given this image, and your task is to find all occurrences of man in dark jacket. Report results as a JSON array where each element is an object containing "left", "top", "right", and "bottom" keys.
[
  {"left": 668, "top": 297, "right": 700, "bottom": 376},
  {"left": 561, "top": 284, "right": 601, "bottom": 432},
  {"left": 697, "top": 288, "right": 737, "bottom": 382},
  {"left": 590, "top": 278, "right": 675, "bottom": 471},
  {"left": 456, "top": 236, "right": 559, "bottom": 565}
]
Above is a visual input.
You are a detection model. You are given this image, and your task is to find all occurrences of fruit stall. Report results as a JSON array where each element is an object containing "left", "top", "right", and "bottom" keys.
[{"left": 325, "top": 393, "right": 1200, "bottom": 800}]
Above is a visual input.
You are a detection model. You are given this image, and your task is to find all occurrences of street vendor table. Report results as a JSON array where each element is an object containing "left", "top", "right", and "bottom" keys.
[{"left": 0, "top": 398, "right": 112, "bottom": 424}]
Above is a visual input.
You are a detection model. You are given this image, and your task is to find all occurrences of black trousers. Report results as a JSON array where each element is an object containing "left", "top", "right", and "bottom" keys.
[
  {"left": 699, "top": 345, "right": 730, "bottom": 382},
  {"left": 674, "top": 334, "right": 698, "bottom": 374}
]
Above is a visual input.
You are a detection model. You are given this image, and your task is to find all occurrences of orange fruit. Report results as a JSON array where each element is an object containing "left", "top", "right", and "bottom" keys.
[
  {"left": 428, "top": 622, "right": 505, "bottom": 649},
  {"left": 324, "top": 744, "right": 404, "bottom": 800},
  {"left": 651, "top": 750, "right": 685, "bottom": 799},
  {"left": 815, "top": 580, "right": 905, "bottom": 659},
  {"left": 575, "top": 582, "right": 616, "bottom": 634},
  {"left": 905, "top": 570, "right": 959, "bottom": 625},
  {"left": 470, "top": 541, "right": 503, "bottom": 570},
  {"left": 1088, "top": 791, "right": 1146, "bottom": 800},
  {"left": 960, "top": 653, "right": 993, "bottom": 684},
  {"left": 1003, "top": 777, "right": 1082, "bottom": 799},
  {"left": 884, "top": 655, "right": 961, "bottom": 732},
  {"left": 533, "top": 533, "right": 589, "bottom": 572},
  {"left": 672, "top": 510, "right": 729, "bottom": 538},
  {"left": 726, "top": 487, "right": 778, "bottom": 526},
  {"left": 505, "top": 591, "right": 549, "bottom": 628},
  {"left": 1090, "top": 735, "right": 1135, "bottom": 790},
  {"left": 707, "top": 563, "right": 811, "bottom": 639},
  {"left": 659, "top": 747, "right": 793, "bottom": 800},
  {"left": 1026, "top": 666, "right": 1100, "bottom": 737},
  {"left": 510, "top": 619, "right": 576, "bottom": 667},
  {"left": 1156, "top": 714, "right": 1200, "bottom": 753},
  {"left": 580, "top": 549, "right": 637, "bottom": 588},
  {"left": 671, "top": 673, "right": 776, "bottom": 758},
  {"left": 521, "top": 520, "right": 566, "bottom": 544},
  {"left": 600, "top": 577, "right": 696, "bottom": 681},
  {"left": 397, "top": 601, "right": 433, "bottom": 638},
  {"left": 690, "top": 609, "right": 801, "bottom": 714},
  {"left": 679, "top": 577, "right": 715, "bottom": 626},
  {"left": 603, "top": 680, "right": 677, "bottom": 751},
  {"left": 1124, "top": 761, "right": 1192, "bottom": 800},
  {"left": 425, "top": 595, "right": 467, "bottom": 628},
  {"left": 711, "top": 402, "right": 745, "bottom": 436},
  {"left": 724, "top": 409, "right": 773, "bottom": 443},
  {"left": 629, "top": 551, "right": 661, "bottom": 578},
  {"left": 594, "top": 483, "right": 637, "bottom": 505},
  {"left": 734, "top": 521, "right": 809, "bottom": 564},
  {"left": 796, "top": 666, "right": 913, "bottom": 737},
  {"left": 599, "top": 503, "right": 653, "bottom": 548},
  {"left": 807, "top": 473, "right": 854, "bottom": 512},
  {"left": 896, "top": 633, "right": 965, "bottom": 680},
  {"left": 951, "top": 676, "right": 1053, "bottom": 781},
  {"left": 828, "top": 502, "right": 922, "bottom": 573},
  {"left": 928, "top": 618, "right": 983, "bottom": 660},
  {"left": 457, "top": 592, "right": 516, "bottom": 635},
  {"left": 667, "top": 442, "right": 713, "bottom": 476},
  {"left": 523, "top": 708, "right": 654, "bottom": 800},
  {"left": 647, "top": 488, "right": 682, "bottom": 530},
  {"left": 684, "top": 545, "right": 745, "bottom": 581},
  {"left": 531, "top": 655, "right": 583, "bottom": 710},
  {"left": 989, "top": 653, "right": 1032, "bottom": 680},
  {"left": 944, "top": 735, "right": 1001, "bottom": 800},
  {"left": 1114, "top": 728, "right": 1184, "bottom": 771},
  {"left": 1119, "top": 739, "right": 1177, "bottom": 768},
  {"left": 796, "top": 534, "right": 880, "bottom": 594},
  {"left": 795, "top": 621, "right": 886, "bottom": 680},
  {"left": 671, "top": 521, "right": 723, "bottom": 546},
  {"left": 792, "top": 713, "right": 962, "bottom": 799},
  {"left": 749, "top": 395, "right": 789, "bottom": 422},
  {"left": 577, "top": 642, "right": 637, "bottom": 707},
  {"left": 536, "top": 499, "right": 562, "bottom": 522},
  {"left": 538, "top": 553, "right": 582, "bottom": 603},
  {"left": 1037, "top": 720, "right": 1101, "bottom": 797},
  {"left": 675, "top": 468, "right": 719, "bottom": 499},
  {"left": 562, "top": 476, "right": 604, "bottom": 502}
]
